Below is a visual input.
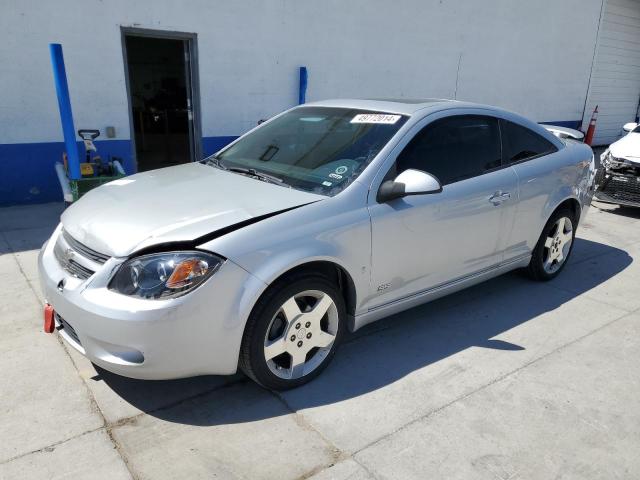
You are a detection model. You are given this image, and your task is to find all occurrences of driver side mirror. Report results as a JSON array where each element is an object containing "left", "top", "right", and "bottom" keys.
[
  {"left": 377, "top": 169, "right": 442, "bottom": 203},
  {"left": 623, "top": 122, "right": 638, "bottom": 133}
]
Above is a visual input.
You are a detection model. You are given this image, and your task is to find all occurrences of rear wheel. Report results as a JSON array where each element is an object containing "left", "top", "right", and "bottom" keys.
[
  {"left": 239, "top": 274, "right": 345, "bottom": 390},
  {"left": 527, "top": 209, "right": 576, "bottom": 281}
]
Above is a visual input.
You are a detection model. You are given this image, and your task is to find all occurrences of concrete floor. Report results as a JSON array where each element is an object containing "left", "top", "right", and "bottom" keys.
[{"left": 1, "top": 199, "right": 639, "bottom": 480}]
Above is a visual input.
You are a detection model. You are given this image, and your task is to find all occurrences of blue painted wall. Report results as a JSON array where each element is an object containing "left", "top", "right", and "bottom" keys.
[
  {"left": 0, "top": 136, "right": 237, "bottom": 207},
  {"left": 0, "top": 140, "right": 132, "bottom": 206},
  {"left": 2, "top": 121, "right": 586, "bottom": 206},
  {"left": 1, "top": 120, "right": 585, "bottom": 206},
  {"left": 202, "top": 136, "right": 238, "bottom": 157},
  {"left": 2, "top": 122, "right": 586, "bottom": 206}
]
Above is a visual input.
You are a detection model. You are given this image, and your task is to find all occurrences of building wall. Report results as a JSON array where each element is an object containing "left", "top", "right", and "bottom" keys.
[
  {"left": 0, "top": 0, "right": 604, "bottom": 206},
  {"left": 582, "top": 0, "right": 640, "bottom": 145}
]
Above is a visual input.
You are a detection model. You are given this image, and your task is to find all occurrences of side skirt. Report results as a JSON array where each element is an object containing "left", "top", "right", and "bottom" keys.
[{"left": 351, "top": 254, "right": 531, "bottom": 332}]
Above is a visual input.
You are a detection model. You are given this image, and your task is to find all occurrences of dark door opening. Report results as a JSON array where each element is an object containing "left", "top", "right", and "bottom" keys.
[{"left": 124, "top": 34, "right": 197, "bottom": 171}]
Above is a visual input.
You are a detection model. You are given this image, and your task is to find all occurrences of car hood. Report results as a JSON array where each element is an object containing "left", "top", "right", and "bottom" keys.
[
  {"left": 61, "top": 163, "right": 324, "bottom": 257},
  {"left": 610, "top": 132, "right": 640, "bottom": 163}
]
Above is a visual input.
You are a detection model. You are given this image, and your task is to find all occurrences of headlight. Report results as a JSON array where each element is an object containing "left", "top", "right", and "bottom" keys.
[
  {"left": 602, "top": 150, "right": 625, "bottom": 169},
  {"left": 109, "top": 251, "right": 224, "bottom": 299}
]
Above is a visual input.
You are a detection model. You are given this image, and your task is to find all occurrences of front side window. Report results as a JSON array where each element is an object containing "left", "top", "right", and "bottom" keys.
[
  {"left": 396, "top": 115, "right": 502, "bottom": 185},
  {"left": 207, "top": 107, "right": 408, "bottom": 196},
  {"left": 501, "top": 120, "right": 557, "bottom": 163}
]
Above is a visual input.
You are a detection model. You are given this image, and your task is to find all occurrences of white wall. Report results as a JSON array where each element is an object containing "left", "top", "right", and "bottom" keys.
[
  {"left": 583, "top": 0, "right": 640, "bottom": 145},
  {"left": 0, "top": 0, "right": 604, "bottom": 145}
]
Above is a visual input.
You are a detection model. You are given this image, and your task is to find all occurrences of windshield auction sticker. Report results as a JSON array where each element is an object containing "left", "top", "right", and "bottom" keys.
[{"left": 351, "top": 113, "right": 401, "bottom": 124}]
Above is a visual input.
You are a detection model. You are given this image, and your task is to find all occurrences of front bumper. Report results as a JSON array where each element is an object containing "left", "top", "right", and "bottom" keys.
[
  {"left": 594, "top": 167, "right": 640, "bottom": 207},
  {"left": 38, "top": 226, "right": 267, "bottom": 380}
]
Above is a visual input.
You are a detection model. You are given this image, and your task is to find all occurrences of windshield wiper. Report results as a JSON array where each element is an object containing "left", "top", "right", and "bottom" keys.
[
  {"left": 225, "top": 167, "right": 286, "bottom": 185},
  {"left": 204, "top": 156, "right": 287, "bottom": 186},
  {"left": 203, "top": 155, "right": 224, "bottom": 168}
]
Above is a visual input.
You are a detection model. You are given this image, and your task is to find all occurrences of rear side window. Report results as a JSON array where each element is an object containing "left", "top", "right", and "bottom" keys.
[
  {"left": 396, "top": 115, "right": 501, "bottom": 185},
  {"left": 501, "top": 120, "right": 557, "bottom": 163}
]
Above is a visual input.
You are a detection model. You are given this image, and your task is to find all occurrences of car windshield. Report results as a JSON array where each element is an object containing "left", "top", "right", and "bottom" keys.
[{"left": 205, "top": 106, "right": 408, "bottom": 196}]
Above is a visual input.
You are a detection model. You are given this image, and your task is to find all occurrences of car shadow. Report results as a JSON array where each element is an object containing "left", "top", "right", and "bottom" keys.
[
  {"left": 594, "top": 202, "right": 640, "bottom": 219},
  {"left": 96, "top": 237, "right": 632, "bottom": 426}
]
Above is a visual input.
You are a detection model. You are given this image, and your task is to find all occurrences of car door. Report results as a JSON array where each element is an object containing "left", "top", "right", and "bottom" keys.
[
  {"left": 499, "top": 119, "right": 561, "bottom": 261},
  {"left": 366, "top": 113, "right": 518, "bottom": 310}
]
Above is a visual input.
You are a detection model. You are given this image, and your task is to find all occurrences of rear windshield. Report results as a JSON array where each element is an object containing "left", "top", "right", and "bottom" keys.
[{"left": 207, "top": 106, "right": 408, "bottom": 196}]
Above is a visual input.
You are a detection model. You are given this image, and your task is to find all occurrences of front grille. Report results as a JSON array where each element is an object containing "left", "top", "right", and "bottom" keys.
[
  {"left": 595, "top": 169, "right": 640, "bottom": 206},
  {"left": 56, "top": 314, "right": 81, "bottom": 346},
  {"left": 62, "top": 231, "right": 110, "bottom": 264},
  {"left": 53, "top": 230, "right": 110, "bottom": 280},
  {"left": 53, "top": 246, "right": 95, "bottom": 279}
]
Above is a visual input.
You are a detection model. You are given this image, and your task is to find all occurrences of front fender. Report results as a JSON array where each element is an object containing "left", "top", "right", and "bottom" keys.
[{"left": 198, "top": 184, "right": 372, "bottom": 315}]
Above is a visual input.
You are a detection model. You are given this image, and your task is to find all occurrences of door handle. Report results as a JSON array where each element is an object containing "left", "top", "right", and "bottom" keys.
[{"left": 489, "top": 191, "right": 511, "bottom": 205}]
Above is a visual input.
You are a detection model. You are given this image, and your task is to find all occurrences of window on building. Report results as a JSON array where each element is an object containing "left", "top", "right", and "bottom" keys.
[
  {"left": 501, "top": 120, "right": 557, "bottom": 163},
  {"left": 396, "top": 115, "right": 502, "bottom": 185}
]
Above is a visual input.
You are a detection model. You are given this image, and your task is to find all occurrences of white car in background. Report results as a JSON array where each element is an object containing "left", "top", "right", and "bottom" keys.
[{"left": 596, "top": 122, "right": 640, "bottom": 207}]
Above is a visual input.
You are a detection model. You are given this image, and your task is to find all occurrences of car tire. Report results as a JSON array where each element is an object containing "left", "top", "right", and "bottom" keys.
[
  {"left": 527, "top": 208, "right": 576, "bottom": 281},
  {"left": 239, "top": 273, "right": 346, "bottom": 390}
]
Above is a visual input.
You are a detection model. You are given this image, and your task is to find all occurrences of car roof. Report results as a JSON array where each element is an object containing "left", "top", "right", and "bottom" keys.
[{"left": 302, "top": 98, "right": 459, "bottom": 115}]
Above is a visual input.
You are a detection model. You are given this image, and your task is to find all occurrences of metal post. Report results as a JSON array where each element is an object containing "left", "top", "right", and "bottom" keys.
[
  {"left": 49, "top": 43, "right": 81, "bottom": 180},
  {"left": 298, "top": 66, "right": 308, "bottom": 105}
]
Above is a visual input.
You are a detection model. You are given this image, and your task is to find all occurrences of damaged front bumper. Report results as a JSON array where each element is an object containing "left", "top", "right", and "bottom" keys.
[
  {"left": 38, "top": 225, "right": 268, "bottom": 379},
  {"left": 595, "top": 151, "right": 640, "bottom": 207}
]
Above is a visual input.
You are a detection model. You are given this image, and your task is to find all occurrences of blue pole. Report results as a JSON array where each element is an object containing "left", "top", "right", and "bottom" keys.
[
  {"left": 298, "top": 66, "right": 308, "bottom": 105},
  {"left": 49, "top": 43, "right": 81, "bottom": 180}
]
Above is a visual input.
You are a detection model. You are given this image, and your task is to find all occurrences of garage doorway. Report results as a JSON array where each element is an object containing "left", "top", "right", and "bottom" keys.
[{"left": 122, "top": 29, "right": 201, "bottom": 171}]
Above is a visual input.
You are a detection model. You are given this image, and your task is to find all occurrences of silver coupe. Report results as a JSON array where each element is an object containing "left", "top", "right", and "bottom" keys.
[{"left": 39, "top": 99, "right": 595, "bottom": 389}]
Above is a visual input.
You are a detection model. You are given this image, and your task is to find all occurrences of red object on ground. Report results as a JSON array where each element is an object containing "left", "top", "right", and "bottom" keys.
[
  {"left": 584, "top": 105, "right": 598, "bottom": 146},
  {"left": 44, "top": 304, "right": 55, "bottom": 333}
]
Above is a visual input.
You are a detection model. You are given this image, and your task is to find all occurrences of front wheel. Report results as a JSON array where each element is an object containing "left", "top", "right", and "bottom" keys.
[
  {"left": 527, "top": 209, "right": 576, "bottom": 281},
  {"left": 239, "top": 274, "right": 345, "bottom": 390}
]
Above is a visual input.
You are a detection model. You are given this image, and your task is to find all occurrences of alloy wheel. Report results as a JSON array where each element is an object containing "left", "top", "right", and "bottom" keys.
[
  {"left": 543, "top": 216, "right": 573, "bottom": 274},
  {"left": 263, "top": 290, "right": 339, "bottom": 380}
]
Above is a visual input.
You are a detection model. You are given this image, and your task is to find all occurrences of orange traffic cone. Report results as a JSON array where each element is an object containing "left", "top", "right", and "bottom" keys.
[{"left": 584, "top": 105, "right": 598, "bottom": 146}]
